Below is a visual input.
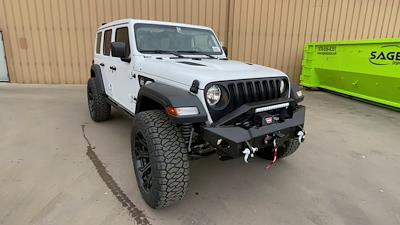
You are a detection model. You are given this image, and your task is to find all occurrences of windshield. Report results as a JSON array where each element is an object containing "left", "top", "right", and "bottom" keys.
[{"left": 134, "top": 23, "right": 223, "bottom": 55}]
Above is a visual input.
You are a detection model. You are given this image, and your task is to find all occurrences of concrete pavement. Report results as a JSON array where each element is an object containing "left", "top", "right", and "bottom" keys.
[{"left": 1, "top": 84, "right": 399, "bottom": 225}]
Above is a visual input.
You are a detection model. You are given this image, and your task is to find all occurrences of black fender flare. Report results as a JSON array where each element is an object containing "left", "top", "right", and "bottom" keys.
[
  {"left": 136, "top": 82, "right": 208, "bottom": 124},
  {"left": 90, "top": 64, "right": 105, "bottom": 94}
]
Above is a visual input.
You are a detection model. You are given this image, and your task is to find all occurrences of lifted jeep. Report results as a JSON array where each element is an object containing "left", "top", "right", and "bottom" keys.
[{"left": 87, "top": 19, "right": 306, "bottom": 209}]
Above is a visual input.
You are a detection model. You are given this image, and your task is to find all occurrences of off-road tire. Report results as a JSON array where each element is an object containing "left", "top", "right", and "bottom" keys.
[
  {"left": 87, "top": 78, "right": 111, "bottom": 122},
  {"left": 256, "top": 138, "right": 300, "bottom": 160},
  {"left": 131, "top": 110, "right": 189, "bottom": 209}
]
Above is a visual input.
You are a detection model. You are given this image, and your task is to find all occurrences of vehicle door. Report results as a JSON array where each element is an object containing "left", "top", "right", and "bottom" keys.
[
  {"left": 93, "top": 30, "right": 111, "bottom": 96},
  {"left": 110, "top": 25, "right": 139, "bottom": 112},
  {"left": 99, "top": 28, "right": 115, "bottom": 97}
]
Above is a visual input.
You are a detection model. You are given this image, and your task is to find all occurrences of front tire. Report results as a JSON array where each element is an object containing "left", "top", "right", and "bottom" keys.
[
  {"left": 131, "top": 110, "right": 189, "bottom": 209},
  {"left": 87, "top": 78, "right": 111, "bottom": 122},
  {"left": 256, "top": 138, "right": 300, "bottom": 160}
]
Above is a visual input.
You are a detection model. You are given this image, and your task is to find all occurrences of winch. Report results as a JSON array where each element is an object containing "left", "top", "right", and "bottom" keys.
[{"left": 241, "top": 127, "right": 307, "bottom": 168}]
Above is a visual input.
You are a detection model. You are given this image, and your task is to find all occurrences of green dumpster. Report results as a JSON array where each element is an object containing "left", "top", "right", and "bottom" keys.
[{"left": 300, "top": 38, "right": 400, "bottom": 108}]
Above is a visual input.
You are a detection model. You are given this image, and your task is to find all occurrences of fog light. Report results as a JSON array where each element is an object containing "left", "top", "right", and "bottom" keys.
[
  {"left": 296, "top": 90, "right": 303, "bottom": 97},
  {"left": 217, "top": 138, "right": 230, "bottom": 148}
]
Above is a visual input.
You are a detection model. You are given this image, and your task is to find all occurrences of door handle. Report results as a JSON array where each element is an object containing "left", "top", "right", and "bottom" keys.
[
  {"left": 110, "top": 66, "right": 116, "bottom": 71},
  {"left": 99, "top": 63, "right": 104, "bottom": 67},
  {"left": 129, "top": 72, "right": 136, "bottom": 79}
]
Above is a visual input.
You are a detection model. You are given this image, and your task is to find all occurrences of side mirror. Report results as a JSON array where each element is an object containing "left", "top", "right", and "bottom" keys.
[
  {"left": 111, "top": 42, "right": 131, "bottom": 62},
  {"left": 222, "top": 46, "right": 228, "bottom": 58}
]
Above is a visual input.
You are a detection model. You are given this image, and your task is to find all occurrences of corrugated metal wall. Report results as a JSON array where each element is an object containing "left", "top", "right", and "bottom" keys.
[
  {"left": 0, "top": 0, "right": 230, "bottom": 84},
  {"left": 0, "top": 0, "right": 399, "bottom": 84},
  {"left": 228, "top": 0, "right": 400, "bottom": 83}
]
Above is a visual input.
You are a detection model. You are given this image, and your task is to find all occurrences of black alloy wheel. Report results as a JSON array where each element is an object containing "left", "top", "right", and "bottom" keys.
[{"left": 133, "top": 132, "right": 152, "bottom": 192}]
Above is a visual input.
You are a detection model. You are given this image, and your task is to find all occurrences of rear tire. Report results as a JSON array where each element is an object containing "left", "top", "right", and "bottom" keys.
[
  {"left": 87, "top": 78, "right": 111, "bottom": 122},
  {"left": 131, "top": 110, "right": 189, "bottom": 209},
  {"left": 256, "top": 138, "right": 300, "bottom": 160}
]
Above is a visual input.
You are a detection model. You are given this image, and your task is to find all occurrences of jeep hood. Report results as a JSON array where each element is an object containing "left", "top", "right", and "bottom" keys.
[{"left": 137, "top": 58, "right": 288, "bottom": 89}]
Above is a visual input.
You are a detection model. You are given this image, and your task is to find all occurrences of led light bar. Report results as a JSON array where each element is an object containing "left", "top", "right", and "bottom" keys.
[{"left": 255, "top": 102, "right": 290, "bottom": 113}]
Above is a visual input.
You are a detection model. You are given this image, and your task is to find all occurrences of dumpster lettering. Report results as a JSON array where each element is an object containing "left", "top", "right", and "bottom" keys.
[
  {"left": 317, "top": 46, "right": 336, "bottom": 55},
  {"left": 369, "top": 45, "right": 400, "bottom": 65}
]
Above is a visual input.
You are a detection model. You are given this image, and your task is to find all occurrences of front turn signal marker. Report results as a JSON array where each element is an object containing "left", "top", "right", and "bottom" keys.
[
  {"left": 166, "top": 106, "right": 178, "bottom": 116},
  {"left": 166, "top": 106, "right": 199, "bottom": 116}
]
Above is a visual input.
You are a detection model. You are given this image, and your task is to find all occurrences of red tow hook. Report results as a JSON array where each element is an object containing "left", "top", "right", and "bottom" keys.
[{"left": 266, "top": 138, "right": 278, "bottom": 170}]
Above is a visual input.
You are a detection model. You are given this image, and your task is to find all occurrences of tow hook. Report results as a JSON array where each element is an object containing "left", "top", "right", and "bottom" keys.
[
  {"left": 297, "top": 129, "right": 307, "bottom": 143},
  {"left": 242, "top": 141, "right": 258, "bottom": 163}
]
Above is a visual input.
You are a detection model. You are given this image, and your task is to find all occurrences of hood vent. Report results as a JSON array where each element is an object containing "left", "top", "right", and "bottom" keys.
[{"left": 177, "top": 61, "right": 206, "bottom": 66}]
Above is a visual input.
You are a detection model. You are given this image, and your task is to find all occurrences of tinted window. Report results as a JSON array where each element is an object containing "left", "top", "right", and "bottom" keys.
[
  {"left": 115, "top": 27, "right": 130, "bottom": 56},
  {"left": 96, "top": 32, "right": 102, "bottom": 54},
  {"left": 103, "top": 29, "right": 112, "bottom": 56}
]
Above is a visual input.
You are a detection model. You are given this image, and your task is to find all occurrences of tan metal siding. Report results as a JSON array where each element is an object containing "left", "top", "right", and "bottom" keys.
[
  {"left": 0, "top": 0, "right": 229, "bottom": 84},
  {"left": 0, "top": 0, "right": 399, "bottom": 84},
  {"left": 228, "top": 0, "right": 400, "bottom": 83}
]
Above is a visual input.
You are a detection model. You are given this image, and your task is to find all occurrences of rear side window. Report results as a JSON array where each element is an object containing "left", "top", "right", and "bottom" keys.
[
  {"left": 115, "top": 27, "right": 130, "bottom": 56},
  {"left": 103, "top": 29, "right": 112, "bottom": 56},
  {"left": 96, "top": 32, "right": 102, "bottom": 54}
]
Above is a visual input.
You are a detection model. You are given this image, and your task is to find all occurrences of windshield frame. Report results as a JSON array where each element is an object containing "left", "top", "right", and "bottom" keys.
[{"left": 133, "top": 23, "right": 224, "bottom": 56}]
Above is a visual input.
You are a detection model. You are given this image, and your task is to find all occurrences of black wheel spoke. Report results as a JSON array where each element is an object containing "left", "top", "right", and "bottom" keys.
[
  {"left": 136, "top": 150, "right": 148, "bottom": 158},
  {"left": 143, "top": 176, "right": 151, "bottom": 189},
  {"left": 135, "top": 137, "right": 149, "bottom": 158},
  {"left": 134, "top": 132, "right": 152, "bottom": 192},
  {"left": 136, "top": 137, "right": 147, "bottom": 148},
  {"left": 88, "top": 87, "right": 96, "bottom": 114},
  {"left": 139, "top": 162, "right": 151, "bottom": 174},
  {"left": 145, "top": 176, "right": 152, "bottom": 189}
]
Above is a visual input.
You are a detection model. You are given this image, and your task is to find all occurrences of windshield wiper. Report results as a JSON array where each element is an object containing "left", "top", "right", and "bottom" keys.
[
  {"left": 177, "top": 50, "right": 218, "bottom": 59},
  {"left": 141, "top": 50, "right": 185, "bottom": 58}
]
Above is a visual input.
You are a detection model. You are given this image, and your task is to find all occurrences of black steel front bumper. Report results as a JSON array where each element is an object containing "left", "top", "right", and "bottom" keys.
[{"left": 200, "top": 99, "right": 305, "bottom": 159}]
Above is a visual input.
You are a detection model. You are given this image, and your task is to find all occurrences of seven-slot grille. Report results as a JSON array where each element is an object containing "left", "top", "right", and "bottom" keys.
[
  {"left": 205, "top": 77, "right": 289, "bottom": 122},
  {"left": 226, "top": 78, "right": 287, "bottom": 107}
]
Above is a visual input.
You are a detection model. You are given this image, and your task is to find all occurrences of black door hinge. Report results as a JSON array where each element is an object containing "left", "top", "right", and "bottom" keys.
[{"left": 190, "top": 80, "right": 199, "bottom": 94}]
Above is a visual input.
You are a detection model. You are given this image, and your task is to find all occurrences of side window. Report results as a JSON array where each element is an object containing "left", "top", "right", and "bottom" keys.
[
  {"left": 115, "top": 27, "right": 130, "bottom": 56},
  {"left": 96, "top": 32, "right": 102, "bottom": 54},
  {"left": 103, "top": 29, "right": 112, "bottom": 56}
]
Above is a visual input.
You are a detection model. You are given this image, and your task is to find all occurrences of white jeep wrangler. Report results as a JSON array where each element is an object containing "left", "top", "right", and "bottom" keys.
[{"left": 88, "top": 19, "right": 306, "bottom": 209}]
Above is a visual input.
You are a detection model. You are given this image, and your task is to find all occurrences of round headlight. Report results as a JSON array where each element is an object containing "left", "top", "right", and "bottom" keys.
[
  {"left": 206, "top": 85, "right": 221, "bottom": 106},
  {"left": 279, "top": 80, "right": 286, "bottom": 94}
]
